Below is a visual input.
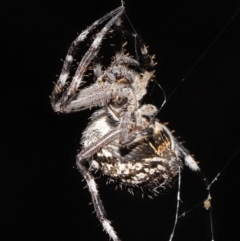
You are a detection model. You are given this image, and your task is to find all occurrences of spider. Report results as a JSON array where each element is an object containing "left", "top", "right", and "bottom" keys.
[{"left": 51, "top": 5, "right": 200, "bottom": 241}]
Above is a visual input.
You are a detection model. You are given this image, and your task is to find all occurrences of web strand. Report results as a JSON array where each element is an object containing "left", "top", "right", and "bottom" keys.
[
  {"left": 169, "top": 166, "right": 182, "bottom": 241},
  {"left": 178, "top": 146, "right": 240, "bottom": 240},
  {"left": 166, "top": 5, "right": 240, "bottom": 104}
]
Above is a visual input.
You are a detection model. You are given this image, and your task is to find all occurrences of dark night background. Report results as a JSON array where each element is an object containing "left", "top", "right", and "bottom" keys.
[{"left": 2, "top": 0, "right": 240, "bottom": 240}]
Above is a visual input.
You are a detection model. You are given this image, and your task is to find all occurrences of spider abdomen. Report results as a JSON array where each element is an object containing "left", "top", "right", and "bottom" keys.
[{"left": 88, "top": 120, "right": 182, "bottom": 192}]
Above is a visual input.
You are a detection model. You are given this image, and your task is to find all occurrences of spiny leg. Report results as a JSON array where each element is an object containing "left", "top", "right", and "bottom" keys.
[
  {"left": 113, "top": 16, "right": 124, "bottom": 60},
  {"left": 76, "top": 129, "right": 122, "bottom": 241},
  {"left": 161, "top": 124, "right": 200, "bottom": 171},
  {"left": 60, "top": 8, "right": 125, "bottom": 109},
  {"left": 113, "top": 16, "right": 140, "bottom": 66},
  {"left": 57, "top": 82, "right": 112, "bottom": 113},
  {"left": 119, "top": 105, "right": 156, "bottom": 146},
  {"left": 76, "top": 159, "right": 120, "bottom": 241},
  {"left": 56, "top": 80, "right": 137, "bottom": 114},
  {"left": 136, "top": 35, "right": 155, "bottom": 71},
  {"left": 52, "top": 6, "right": 124, "bottom": 104},
  {"left": 51, "top": 6, "right": 125, "bottom": 111},
  {"left": 118, "top": 72, "right": 156, "bottom": 145},
  {"left": 176, "top": 141, "right": 200, "bottom": 171},
  {"left": 120, "top": 27, "right": 168, "bottom": 118},
  {"left": 54, "top": 6, "right": 124, "bottom": 88},
  {"left": 120, "top": 124, "right": 154, "bottom": 146},
  {"left": 119, "top": 105, "right": 136, "bottom": 144},
  {"left": 79, "top": 129, "right": 121, "bottom": 160},
  {"left": 119, "top": 24, "right": 155, "bottom": 71},
  {"left": 92, "top": 56, "right": 102, "bottom": 81}
]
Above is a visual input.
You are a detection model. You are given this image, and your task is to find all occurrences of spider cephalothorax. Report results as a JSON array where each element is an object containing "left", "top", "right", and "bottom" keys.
[{"left": 51, "top": 5, "right": 199, "bottom": 241}]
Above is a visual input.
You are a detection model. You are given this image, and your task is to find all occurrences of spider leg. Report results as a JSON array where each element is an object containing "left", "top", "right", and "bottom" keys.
[
  {"left": 79, "top": 129, "right": 121, "bottom": 160},
  {"left": 60, "top": 8, "right": 124, "bottom": 107},
  {"left": 53, "top": 82, "right": 112, "bottom": 113},
  {"left": 51, "top": 6, "right": 124, "bottom": 110},
  {"left": 114, "top": 69, "right": 154, "bottom": 145},
  {"left": 52, "top": 6, "right": 123, "bottom": 103},
  {"left": 137, "top": 35, "right": 155, "bottom": 71},
  {"left": 76, "top": 129, "right": 122, "bottom": 241},
  {"left": 92, "top": 56, "right": 102, "bottom": 81},
  {"left": 119, "top": 105, "right": 155, "bottom": 146},
  {"left": 76, "top": 160, "right": 120, "bottom": 241},
  {"left": 113, "top": 16, "right": 123, "bottom": 60},
  {"left": 120, "top": 124, "right": 154, "bottom": 146},
  {"left": 102, "top": 16, "right": 139, "bottom": 84},
  {"left": 56, "top": 67, "right": 142, "bottom": 114},
  {"left": 176, "top": 142, "right": 200, "bottom": 171},
  {"left": 120, "top": 104, "right": 158, "bottom": 146},
  {"left": 119, "top": 105, "right": 135, "bottom": 144},
  {"left": 54, "top": 79, "right": 142, "bottom": 113},
  {"left": 113, "top": 17, "right": 140, "bottom": 66},
  {"left": 119, "top": 25, "right": 155, "bottom": 71},
  {"left": 161, "top": 124, "right": 200, "bottom": 171}
]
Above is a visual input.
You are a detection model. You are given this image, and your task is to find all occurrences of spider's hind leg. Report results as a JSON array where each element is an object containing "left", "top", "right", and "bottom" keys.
[
  {"left": 76, "top": 158, "right": 120, "bottom": 241},
  {"left": 161, "top": 124, "right": 200, "bottom": 172},
  {"left": 137, "top": 34, "right": 155, "bottom": 71},
  {"left": 177, "top": 142, "right": 200, "bottom": 171},
  {"left": 76, "top": 129, "right": 122, "bottom": 241}
]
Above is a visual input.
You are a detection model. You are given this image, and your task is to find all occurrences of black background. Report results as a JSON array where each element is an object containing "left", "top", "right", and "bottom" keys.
[{"left": 2, "top": 0, "right": 240, "bottom": 241}]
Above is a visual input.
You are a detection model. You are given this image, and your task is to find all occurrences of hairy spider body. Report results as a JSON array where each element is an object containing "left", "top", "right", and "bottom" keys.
[
  {"left": 83, "top": 110, "right": 182, "bottom": 192},
  {"left": 51, "top": 5, "right": 199, "bottom": 241}
]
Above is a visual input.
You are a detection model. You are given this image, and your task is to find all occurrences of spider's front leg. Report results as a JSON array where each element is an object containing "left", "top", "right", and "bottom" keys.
[
  {"left": 51, "top": 6, "right": 124, "bottom": 112},
  {"left": 54, "top": 82, "right": 113, "bottom": 113},
  {"left": 118, "top": 111, "right": 155, "bottom": 147},
  {"left": 118, "top": 106, "right": 155, "bottom": 147}
]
